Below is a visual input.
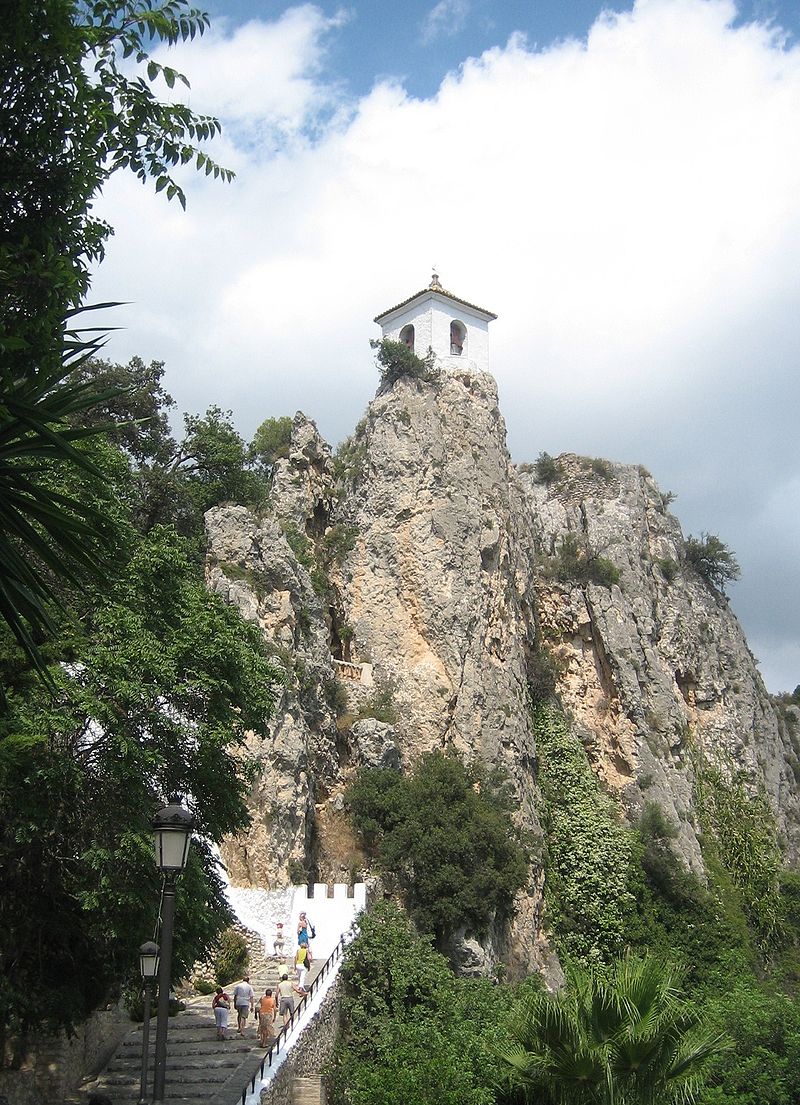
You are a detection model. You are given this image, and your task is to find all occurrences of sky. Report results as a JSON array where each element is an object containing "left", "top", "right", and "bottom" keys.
[{"left": 89, "top": 0, "right": 800, "bottom": 693}]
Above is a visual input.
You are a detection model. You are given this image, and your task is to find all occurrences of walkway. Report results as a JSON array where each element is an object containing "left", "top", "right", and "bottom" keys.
[
  {"left": 81, "top": 884, "right": 365, "bottom": 1105},
  {"left": 82, "top": 958, "right": 321, "bottom": 1105}
]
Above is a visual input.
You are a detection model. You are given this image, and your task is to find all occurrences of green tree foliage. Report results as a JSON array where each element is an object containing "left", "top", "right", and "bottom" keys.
[
  {"left": 684, "top": 534, "right": 741, "bottom": 593},
  {"left": 1, "top": 0, "right": 232, "bottom": 368},
  {"left": 72, "top": 358, "right": 269, "bottom": 535},
  {"left": 214, "top": 929, "right": 249, "bottom": 987},
  {"left": 699, "top": 980, "right": 800, "bottom": 1105},
  {"left": 370, "top": 338, "right": 439, "bottom": 389},
  {"left": 0, "top": 440, "right": 279, "bottom": 1049},
  {"left": 500, "top": 953, "right": 728, "bottom": 1105},
  {"left": 249, "top": 415, "right": 293, "bottom": 480},
  {"left": 346, "top": 752, "right": 528, "bottom": 951},
  {"left": 1, "top": 0, "right": 232, "bottom": 668},
  {"left": 330, "top": 902, "right": 517, "bottom": 1105},
  {"left": 692, "top": 760, "right": 782, "bottom": 951},
  {"left": 0, "top": 325, "right": 127, "bottom": 679},
  {"left": 533, "top": 451, "right": 563, "bottom": 485}
]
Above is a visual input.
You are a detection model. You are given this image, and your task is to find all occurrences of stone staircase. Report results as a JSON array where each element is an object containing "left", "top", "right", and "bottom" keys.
[{"left": 82, "top": 958, "right": 321, "bottom": 1105}]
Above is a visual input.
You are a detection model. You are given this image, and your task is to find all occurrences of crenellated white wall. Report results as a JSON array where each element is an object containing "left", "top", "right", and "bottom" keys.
[{"left": 225, "top": 882, "right": 366, "bottom": 962}]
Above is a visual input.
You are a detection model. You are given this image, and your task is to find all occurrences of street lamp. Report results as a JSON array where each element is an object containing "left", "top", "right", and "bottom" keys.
[
  {"left": 151, "top": 801, "right": 193, "bottom": 1104},
  {"left": 138, "top": 941, "right": 159, "bottom": 1105}
]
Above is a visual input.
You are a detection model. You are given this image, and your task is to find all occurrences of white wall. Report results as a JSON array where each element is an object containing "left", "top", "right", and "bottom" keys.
[{"left": 225, "top": 882, "right": 366, "bottom": 962}]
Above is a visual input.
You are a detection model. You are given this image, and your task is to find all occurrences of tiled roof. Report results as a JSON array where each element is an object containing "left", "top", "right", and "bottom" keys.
[{"left": 374, "top": 273, "right": 497, "bottom": 323}]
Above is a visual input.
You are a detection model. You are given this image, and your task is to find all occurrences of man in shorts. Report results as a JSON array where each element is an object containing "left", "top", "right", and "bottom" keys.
[
  {"left": 277, "top": 973, "right": 295, "bottom": 1027},
  {"left": 233, "top": 975, "right": 255, "bottom": 1037}
]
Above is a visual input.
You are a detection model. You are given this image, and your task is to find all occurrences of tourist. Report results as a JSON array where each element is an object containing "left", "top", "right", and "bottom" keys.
[
  {"left": 277, "top": 973, "right": 295, "bottom": 1027},
  {"left": 273, "top": 921, "right": 285, "bottom": 957},
  {"left": 212, "top": 987, "right": 230, "bottom": 1041},
  {"left": 295, "top": 939, "right": 312, "bottom": 993},
  {"left": 233, "top": 975, "right": 255, "bottom": 1037},
  {"left": 257, "top": 988, "right": 277, "bottom": 1047},
  {"left": 296, "top": 910, "right": 316, "bottom": 944}
]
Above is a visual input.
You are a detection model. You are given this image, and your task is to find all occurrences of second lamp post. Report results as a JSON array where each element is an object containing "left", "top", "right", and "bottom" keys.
[{"left": 151, "top": 801, "right": 193, "bottom": 1104}]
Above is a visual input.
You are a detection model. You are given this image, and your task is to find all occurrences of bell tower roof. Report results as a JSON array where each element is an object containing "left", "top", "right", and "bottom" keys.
[{"left": 374, "top": 272, "right": 497, "bottom": 326}]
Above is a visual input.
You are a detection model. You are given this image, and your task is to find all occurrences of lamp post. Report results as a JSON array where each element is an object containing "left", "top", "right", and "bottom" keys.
[
  {"left": 138, "top": 941, "right": 159, "bottom": 1105},
  {"left": 151, "top": 801, "right": 193, "bottom": 1104}
]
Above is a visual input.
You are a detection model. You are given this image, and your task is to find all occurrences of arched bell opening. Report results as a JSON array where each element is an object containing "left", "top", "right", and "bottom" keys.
[
  {"left": 450, "top": 319, "right": 466, "bottom": 356},
  {"left": 399, "top": 324, "right": 415, "bottom": 352}
]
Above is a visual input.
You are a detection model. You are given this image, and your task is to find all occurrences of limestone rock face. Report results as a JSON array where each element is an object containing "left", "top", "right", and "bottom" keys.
[
  {"left": 206, "top": 374, "right": 799, "bottom": 977},
  {"left": 350, "top": 719, "right": 402, "bottom": 771},
  {"left": 270, "top": 412, "right": 334, "bottom": 534},
  {"left": 205, "top": 503, "right": 339, "bottom": 887},
  {"left": 331, "top": 371, "right": 550, "bottom": 974},
  {"left": 520, "top": 455, "right": 800, "bottom": 865}
]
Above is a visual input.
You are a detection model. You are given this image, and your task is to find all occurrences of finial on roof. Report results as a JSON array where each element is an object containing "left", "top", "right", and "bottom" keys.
[{"left": 430, "top": 270, "right": 443, "bottom": 292}]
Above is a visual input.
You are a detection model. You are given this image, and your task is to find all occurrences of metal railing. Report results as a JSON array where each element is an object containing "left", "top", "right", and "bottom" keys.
[{"left": 239, "top": 934, "right": 346, "bottom": 1105}]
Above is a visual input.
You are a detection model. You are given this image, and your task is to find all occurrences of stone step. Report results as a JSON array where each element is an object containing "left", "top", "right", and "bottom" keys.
[
  {"left": 81, "top": 962, "right": 323, "bottom": 1105},
  {"left": 293, "top": 1075, "right": 323, "bottom": 1105}
]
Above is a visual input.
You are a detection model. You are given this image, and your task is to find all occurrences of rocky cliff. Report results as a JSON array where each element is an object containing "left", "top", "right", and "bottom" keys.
[{"left": 205, "top": 365, "right": 800, "bottom": 976}]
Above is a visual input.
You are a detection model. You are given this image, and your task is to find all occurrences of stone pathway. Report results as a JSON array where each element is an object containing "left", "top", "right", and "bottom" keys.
[{"left": 81, "top": 960, "right": 321, "bottom": 1105}]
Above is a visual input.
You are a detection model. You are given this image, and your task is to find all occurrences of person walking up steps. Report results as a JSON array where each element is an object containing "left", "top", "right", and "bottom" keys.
[
  {"left": 233, "top": 975, "right": 254, "bottom": 1037},
  {"left": 212, "top": 986, "right": 230, "bottom": 1040},
  {"left": 277, "top": 974, "right": 295, "bottom": 1027},
  {"left": 297, "top": 910, "right": 316, "bottom": 945},
  {"left": 295, "top": 939, "right": 312, "bottom": 993},
  {"left": 257, "top": 988, "right": 277, "bottom": 1047}
]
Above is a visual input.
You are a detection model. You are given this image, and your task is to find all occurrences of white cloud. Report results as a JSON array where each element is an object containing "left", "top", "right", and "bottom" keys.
[
  {"left": 150, "top": 4, "right": 351, "bottom": 149},
  {"left": 91, "top": 0, "right": 800, "bottom": 689},
  {"left": 420, "top": 0, "right": 471, "bottom": 45}
]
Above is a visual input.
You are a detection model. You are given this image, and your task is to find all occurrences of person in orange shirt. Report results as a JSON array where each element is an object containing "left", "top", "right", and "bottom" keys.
[{"left": 257, "top": 988, "right": 277, "bottom": 1047}]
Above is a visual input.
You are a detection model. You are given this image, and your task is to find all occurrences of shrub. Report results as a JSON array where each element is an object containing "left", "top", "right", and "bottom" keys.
[
  {"left": 527, "top": 646, "right": 557, "bottom": 704},
  {"left": 533, "top": 451, "right": 562, "bottom": 485},
  {"left": 288, "top": 858, "right": 308, "bottom": 885},
  {"left": 655, "top": 556, "right": 679, "bottom": 582},
  {"left": 684, "top": 532, "right": 741, "bottom": 593},
  {"left": 330, "top": 902, "right": 516, "bottom": 1105},
  {"left": 370, "top": 338, "right": 439, "bottom": 389},
  {"left": 249, "top": 415, "right": 292, "bottom": 476},
  {"left": 534, "top": 704, "right": 641, "bottom": 964},
  {"left": 589, "top": 456, "right": 614, "bottom": 481},
  {"left": 355, "top": 678, "right": 398, "bottom": 725},
  {"left": 547, "top": 532, "right": 620, "bottom": 589},
  {"left": 213, "top": 928, "right": 248, "bottom": 985},
  {"left": 346, "top": 753, "right": 528, "bottom": 951}
]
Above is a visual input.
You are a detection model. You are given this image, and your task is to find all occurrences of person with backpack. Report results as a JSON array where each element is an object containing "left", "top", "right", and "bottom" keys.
[{"left": 295, "top": 939, "right": 312, "bottom": 993}]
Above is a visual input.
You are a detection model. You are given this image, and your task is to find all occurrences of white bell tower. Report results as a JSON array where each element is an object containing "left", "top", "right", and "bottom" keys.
[{"left": 374, "top": 273, "right": 497, "bottom": 375}]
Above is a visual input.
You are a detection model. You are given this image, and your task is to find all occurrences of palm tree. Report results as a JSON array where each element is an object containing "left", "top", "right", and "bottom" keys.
[
  {"left": 0, "top": 309, "right": 122, "bottom": 679},
  {"left": 499, "top": 953, "right": 728, "bottom": 1105}
]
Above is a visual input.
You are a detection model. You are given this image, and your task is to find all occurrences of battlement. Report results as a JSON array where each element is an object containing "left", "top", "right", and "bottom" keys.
[{"left": 297, "top": 882, "right": 367, "bottom": 908}]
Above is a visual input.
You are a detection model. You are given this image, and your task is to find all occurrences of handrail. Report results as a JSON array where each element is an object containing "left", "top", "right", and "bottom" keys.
[{"left": 239, "top": 934, "right": 346, "bottom": 1105}]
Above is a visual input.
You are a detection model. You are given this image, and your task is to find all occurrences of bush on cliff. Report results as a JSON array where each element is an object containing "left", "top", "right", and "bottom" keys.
[
  {"left": 684, "top": 533, "right": 740, "bottom": 593},
  {"left": 370, "top": 338, "right": 439, "bottom": 389},
  {"left": 346, "top": 752, "right": 528, "bottom": 952}
]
